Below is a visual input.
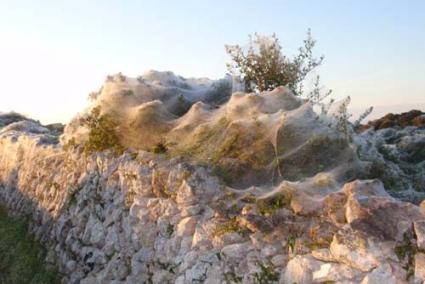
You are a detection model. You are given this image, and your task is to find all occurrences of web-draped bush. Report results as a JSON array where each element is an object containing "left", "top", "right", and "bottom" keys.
[
  {"left": 80, "top": 106, "right": 124, "bottom": 155},
  {"left": 225, "top": 30, "right": 323, "bottom": 94}
]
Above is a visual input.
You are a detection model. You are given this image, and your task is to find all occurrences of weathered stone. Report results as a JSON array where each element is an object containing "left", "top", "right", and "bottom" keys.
[
  {"left": 152, "top": 270, "right": 173, "bottom": 283},
  {"left": 192, "top": 223, "right": 215, "bottom": 249},
  {"left": 282, "top": 254, "right": 364, "bottom": 284},
  {"left": 415, "top": 253, "right": 425, "bottom": 281},
  {"left": 204, "top": 264, "right": 224, "bottom": 284},
  {"left": 324, "top": 191, "right": 347, "bottom": 224},
  {"left": 1, "top": 113, "right": 425, "bottom": 284},
  {"left": 181, "top": 204, "right": 202, "bottom": 218},
  {"left": 185, "top": 262, "right": 211, "bottom": 283},
  {"left": 261, "top": 244, "right": 280, "bottom": 258},
  {"left": 65, "top": 260, "right": 77, "bottom": 273},
  {"left": 312, "top": 262, "right": 363, "bottom": 283},
  {"left": 179, "top": 236, "right": 193, "bottom": 255},
  {"left": 176, "top": 216, "right": 198, "bottom": 237},
  {"left": 238, "top": 214, "right": 272, "bottom": 233},
  {"left": 175, "top": 181, "right": 196, "bottom": 205},
  {"left": 344, "top": 180, "right": 423, "bottom": 241},
  {"left": 311, "top": 248, "right": 336, "bottom": 262},
  {"left": 343, "top": 179, "right": 390, "bottom": 198},
  {"left": 82, "top": 214, "right": 105, "bottom": 248},
  {"left": 329, "top": 231, "right": 378, "bottom": 272},
  {"left": 281, "top": 255, "right": 322, "bottom": 284},
  {"left": 221, "top": 242, "right": 254, "bottom": 259},
  {"left": 414, "top": 220, "right": 425, "bottom": 250},
  {"left": 212, "top": 231, "right": 244, "bottom": 248},
  {"left": 360, "top": 263, "right": 405, "bottom": 284},
  {"left": 271, "top": 254, "right": 287, "bottom": 267}
]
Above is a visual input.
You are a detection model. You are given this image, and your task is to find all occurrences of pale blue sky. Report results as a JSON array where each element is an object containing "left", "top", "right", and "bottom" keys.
[{"left": 0, "top": 0, "right": 424, "bottom": 123}]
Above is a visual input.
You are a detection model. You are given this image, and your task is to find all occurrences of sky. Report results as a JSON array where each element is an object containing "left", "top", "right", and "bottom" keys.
[{"left": 0, "top": 0, "right": 424, "bottom": 124}]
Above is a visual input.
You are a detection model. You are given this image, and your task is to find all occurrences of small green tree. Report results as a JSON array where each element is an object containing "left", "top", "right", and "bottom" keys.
[
  {"left": 80, "top": 106, "right": 124, "bottom": 155},
  {"left": 225, "top": 29, "right": 323, "bottom": 93}
]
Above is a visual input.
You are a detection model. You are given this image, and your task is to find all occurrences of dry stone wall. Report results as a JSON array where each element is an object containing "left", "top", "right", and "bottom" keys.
[{"left": 0, "top": 129, "right": 425, "bottom": 283}]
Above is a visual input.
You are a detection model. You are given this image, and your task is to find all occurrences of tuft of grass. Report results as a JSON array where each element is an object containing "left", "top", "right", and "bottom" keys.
[
  {"left": 224, "top": 270, "right": 243, "bottom": 283},
  {"left": 62, "top": 137, "right": 77, "bottom": 152},
  {"left": 213, "top": 217, "right": 248, "bottom": 238},
  {"left": 152, "top": 142, "right": 168, "bottom": 154},
  {"left": 0, "top": 207, "right": 60, "bottom": 284},
  {"left": 212, "top": 166, "right": 236, "bottom": 185},
  {"left": 129, "top": 152, "right": 138, "bottom": 160},
  {"left": 166, "top": 223, "right": 174, "bottom": 238},
  {"left": 394, "top": 235, "right": 417, "bottom": 280},
  {"left": 256, "top": 191, "right": 292, "bottom": 216},
  {"left": 287, "top": 233, "right": 298, "bottom": 253},
  {"left": 251, "top": 262, "right": 279, "bottom": 284}
]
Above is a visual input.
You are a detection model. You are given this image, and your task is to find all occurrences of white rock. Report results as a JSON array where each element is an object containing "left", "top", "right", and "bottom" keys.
[
  {"left": 83, "top": 214, "right": 105, "bottom": 248},
  {"left": 176, "top": 216, "right": 198, "bottom": 237},
  {"left": 329, "top": 233, "right": 378, "bottom": 272},
  {"left": 281, "top": 255, "right": 322, "bottom": 284},
  {"left": 176, "top": 181, "right": 196, "bottom": 205},
  {"left": 261, "top": 244, "right": 280, "bottom": 258},
  {"left": 282, "top": 254, "right": 364, "bottom": 284},
  {"left": 414, "top": 221, "right": 425, "bottom": 250},
  {"left": 179, "top": 250, "right": 198, "bottom": 272},
  {"left": 271, "top": 254, "right": 287, "bottom": 267},
  {"left": 175, "top": 275, "right": 186, "bottom": 284},
  {"left": 192, "top": 225, "right": 213, "bottom": 249},
  {"left": 212, "top": 232, "right": 244, "bottom": 248},
  {"left": 221, "top": 242, "right": 254, "bottom": 260},
  {"left": 181, "top": 204, "right": 202, "bottom": 218},
  {"left": 65, "top": 260, "right": 77, "bottom": 273},
  {"left": 415, "top": 253, "right": 425, "bottom": 281},
  {"left": 361, "top": 263, "right": 399, "bottom": 284},
  {"left": 311, "top": 248, "right": 335, "bottom": 262}
]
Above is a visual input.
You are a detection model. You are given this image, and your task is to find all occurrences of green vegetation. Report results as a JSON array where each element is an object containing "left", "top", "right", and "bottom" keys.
[
  {"left": 224, "top": 270, "right": 243, "bottom": 283},
  {"left": 378, "top": 145, "right": 399, "bottom": 163},
  {"left": 129, "top": 152, "right": 138, "bottom": 160},
  {"left": 256, "top": 192, "right": 292, "bottom": 216},
  {"left": 80, "top": 106, "right": 124, "bottom": 155},
  {"left": 394, "top": 235, "right": 417, "bottom": 280},
  {"left": 333, "top": 96, "right": 352, "bottom": 141},
  {"left": 278, "top": 136, "right": 348, "bottom": 180},
  {"left": 169, "top": 116, "right": 275, "bottom": 185},
  {"left": 152, "top": 142, "right": 167, "bottom": 154},
  {"left": 226, "top": 30, "right": 323, "bottom": 93},
  {"left": 124, "top": 188, "right": 136, "bottom": 210},
  {"left": 0, "top": 207, "right": 60, "bottom": 284},
  {"left": 62, "top": 137, "right": 77, "bottom": 152},
  {"left": 251, "top": 262, "right": 279, "bottom": 284},
  {"left": 225, "top": 31, "right": 372, "bottom": 143},
  {"left": 67, "top": 188, "right": 78, "bottom": 208},
  {"left": 212, "top": 166, "right": 236, "bottom": 185},
  {"left": 365, "top": 160, "right": 404, "bottom": 192},
  {"left": 165, "top": 223, "right": 174, "bottom": 238},
  {"left": 287, "top": 234, "right": 298, "bottom": 252},
  {"left": 213, "top": 217, "right": 248, "bottom": 238}
]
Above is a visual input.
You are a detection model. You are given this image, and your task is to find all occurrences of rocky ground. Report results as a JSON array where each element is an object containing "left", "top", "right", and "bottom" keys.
[
  {"left": 356, "top": 112, "right": 425, "bottom": 203},
  {"left": 358, "top": 110, "right": 425, "bottom": 131},
  {"left": 0, "top": 72, "right": 424, "bottom": 283}
]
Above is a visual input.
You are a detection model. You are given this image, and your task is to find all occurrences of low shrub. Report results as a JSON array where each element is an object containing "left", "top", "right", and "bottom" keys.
[
  {"left": 152, "top": 142, "right": 168, "bottom": 154},
  {"left": 80, "top": 106, "right": 124, "bottom": 155}
]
